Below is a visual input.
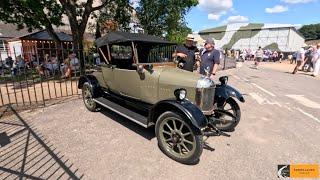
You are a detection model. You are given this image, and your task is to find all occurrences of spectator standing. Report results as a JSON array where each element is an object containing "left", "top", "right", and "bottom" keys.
[
  {"left": 292, "top": 47, "right": 306, "bottom": 74},
  {"left": 254, "top": 46, "right": 263, "bottom": 69},
  {"left": 272, "top": 51, "right": 278, "bottom": 62},
  {"left": 199, "top": 39, "right": 220, "bottom": 80},
  {"left": 312, "top": 43, "right": 320, "bottom": 77},
  {"left": 279, "top": 52, "right": 284, "bottom": 63},
  {"left": 291, "top": 52, "right": 297, "bottom": 64},
  {"left": 173, "top": 35, "right": 199, "bottom": 72}
]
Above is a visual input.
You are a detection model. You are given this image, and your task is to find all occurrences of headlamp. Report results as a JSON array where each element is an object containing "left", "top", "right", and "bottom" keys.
[
  {"left": 219, "top": 76, "right": 229, "bottom": 85},
  {"left": 174, "top": 89, "right": 187, "bottom": 101}
]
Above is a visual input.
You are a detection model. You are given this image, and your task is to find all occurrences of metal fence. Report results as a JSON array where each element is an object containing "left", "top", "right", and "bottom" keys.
[{"left": 0, "top": 49, "right": 97, "bottom": 109}]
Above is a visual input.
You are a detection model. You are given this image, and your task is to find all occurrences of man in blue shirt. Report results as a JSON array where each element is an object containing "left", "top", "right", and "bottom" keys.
[{"left": 199, "top": 39, "right": 220, "bottom": 79}]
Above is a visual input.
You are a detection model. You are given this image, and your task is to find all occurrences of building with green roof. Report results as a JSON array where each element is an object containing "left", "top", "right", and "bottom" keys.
[{"left": 193, "top": 23, "right": 305, "bottom": 52}]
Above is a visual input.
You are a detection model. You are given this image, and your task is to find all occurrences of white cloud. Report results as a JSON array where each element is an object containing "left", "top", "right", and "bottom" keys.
[
  {"left": 198, "top": 0, "right": 233, "bottom": 20},
  {"left": 223, "top": 15, "right": 249, "bottom": 24},
  {"left": 282, "top": 0, "right": 315, "bottom": 4},
  {"left": 265, "top": 5, "right": 288, "bottom": 13},
  {"left": 208, "top": 14, "right": 221, "bottom": 20}
]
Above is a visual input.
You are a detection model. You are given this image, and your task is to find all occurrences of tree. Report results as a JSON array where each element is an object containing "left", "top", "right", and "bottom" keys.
[
  {"left": 299, "top": 23, "right": 320, "bottom": 40},
  {"left": 97, "top": 0, "right": 132, "bottom": 34},
  {"left": 58, "top": 0, "right": 111, "bottom": 49},
  {"left": 135, "top": 0, "right": 197, "bottom": 42},
  {"left": 166, "top": 24, "right": 192, "bottom": 44},
  {"left": 0, "top": 0, "right": 63, "bottom": 42},
  {"left": 0, "top": 0, "right": 115, "bottom": 69}
]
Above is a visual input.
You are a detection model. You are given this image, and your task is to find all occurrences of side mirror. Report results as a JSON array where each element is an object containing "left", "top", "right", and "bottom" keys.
[{"left": 137, "top": 64, "right": 145, "bottom": 74}]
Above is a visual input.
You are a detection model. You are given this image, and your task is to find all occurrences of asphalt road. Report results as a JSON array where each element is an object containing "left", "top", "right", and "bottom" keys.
[{"left": 0, "top": 62, "right": 319, "bottom": 179}]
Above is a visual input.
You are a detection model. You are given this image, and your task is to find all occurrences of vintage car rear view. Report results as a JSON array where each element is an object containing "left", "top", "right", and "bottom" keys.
[{"left": 78, "top": 32, "right": 245, "bottom": 164}]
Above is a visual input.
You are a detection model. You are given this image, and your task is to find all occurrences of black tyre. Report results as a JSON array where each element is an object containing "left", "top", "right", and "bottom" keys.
[
  {"left": 82, "top": 82, "right": 99, "bottom": 112},
  {"left": 214, "top": 98, "right": 241, "bottom": 131},
  {"left": 155, "top": 111, "right": 203, "bottom": 165}
]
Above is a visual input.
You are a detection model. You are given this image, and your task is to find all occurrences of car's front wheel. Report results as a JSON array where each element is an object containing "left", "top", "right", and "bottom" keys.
[
  {"left": 155, "top": 111, "right": 203, "bottom": 165},
  {"left": 82, "top": 82, "right": 99, "bottom": 112}
]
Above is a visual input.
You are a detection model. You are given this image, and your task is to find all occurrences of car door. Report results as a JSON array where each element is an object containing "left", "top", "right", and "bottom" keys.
[
  {"left": 113, "top": 67, "right": 160, "bottom": 104},
  {"left": 101, "top": 64, "right": 115, "bottom": 91},
  {"left": 109, "top": 44, "right": 142, "bottom": 99}
]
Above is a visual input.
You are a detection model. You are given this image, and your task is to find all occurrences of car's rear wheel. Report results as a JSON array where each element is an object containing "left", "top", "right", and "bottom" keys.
[
  {"left": 155, "top": 111, "right": 203, "bottom": 165},
  {"left": 82, "top": 82, "right": 99, "bottom": 112}
]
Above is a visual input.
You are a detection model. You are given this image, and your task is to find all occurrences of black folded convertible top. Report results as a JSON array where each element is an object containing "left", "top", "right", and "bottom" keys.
[{"left": 95, "top": 31, "right": 176, "bottom": 47}]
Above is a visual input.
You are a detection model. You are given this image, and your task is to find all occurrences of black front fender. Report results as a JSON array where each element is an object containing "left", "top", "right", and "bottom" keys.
[
  {"left": 215, "top": 84, "right": 245, "bottom": 106},
  {"left": 78, "top": 75, "right": 101, "bottom": 97},
  {"left": 149, "top": 99, "right": 208, "bottom": 135}
]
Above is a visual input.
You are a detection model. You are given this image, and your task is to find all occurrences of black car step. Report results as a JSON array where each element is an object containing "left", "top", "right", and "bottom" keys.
[{"left": 93, "top": 97, "right": 149, "bottom": 128}]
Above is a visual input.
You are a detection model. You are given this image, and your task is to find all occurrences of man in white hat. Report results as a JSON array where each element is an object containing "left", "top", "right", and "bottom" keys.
[{"left": 173, "top": 34, "right": 199, "bottom": 72}]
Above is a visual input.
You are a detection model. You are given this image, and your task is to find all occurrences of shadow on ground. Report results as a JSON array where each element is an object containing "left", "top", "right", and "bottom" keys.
[
  {"left": 99, "top": 107, "right": 216, "bottom": 154},
  {"left": 100, "top": 108, "right": 155, "bottom": 140},
  {"left": 0, "top": 106, "right": 84, "bottom": 179}
]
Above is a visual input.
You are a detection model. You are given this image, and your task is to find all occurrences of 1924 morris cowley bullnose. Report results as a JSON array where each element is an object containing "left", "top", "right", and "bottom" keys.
[{"left": 78, "top": 31, "right": 245, "bottom": 164}]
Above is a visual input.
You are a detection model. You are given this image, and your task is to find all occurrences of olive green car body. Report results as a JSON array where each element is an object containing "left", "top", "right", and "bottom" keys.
[{"left": 92, "top": 65, "right": 201, "bottom": 105}]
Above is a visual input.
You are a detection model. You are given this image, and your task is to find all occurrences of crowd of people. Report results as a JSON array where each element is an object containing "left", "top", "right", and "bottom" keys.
[
  {"left": 292, "top": 43, "right": 320, "bottom": 77},
  {"left": 227, "top": 48, "right": 284, "bottom": 63},
  {"left": 0, "top": 52, "right": 83, "bottom": 78}
]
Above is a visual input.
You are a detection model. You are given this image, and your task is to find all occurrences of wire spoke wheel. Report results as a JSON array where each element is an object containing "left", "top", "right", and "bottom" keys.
[
  {"left": 159, "top": 116, "right": 196, "bottom": 159},
  {"left": 83, "top": 86, "right": 94, "bottom": 107},
  {"left": 214, "top": 98, "right": 241, "bottom": 131},
  {"left": 82, "top": 82, "right": 98, "bottom": 111}
]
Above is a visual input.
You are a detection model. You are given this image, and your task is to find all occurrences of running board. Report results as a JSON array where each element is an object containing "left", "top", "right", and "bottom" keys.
[{"left": 93, "top": 97, "right": 149, "bottom": 128}]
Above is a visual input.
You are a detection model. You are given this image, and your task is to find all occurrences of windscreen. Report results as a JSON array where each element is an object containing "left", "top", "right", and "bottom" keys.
[{"left": 136, "top": 44, "right": 177, "bottom": 64}]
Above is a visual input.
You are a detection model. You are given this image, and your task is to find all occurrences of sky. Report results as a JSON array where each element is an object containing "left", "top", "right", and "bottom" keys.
[{"left": 185, "top": 0, "right": 320, "bottom": 32}]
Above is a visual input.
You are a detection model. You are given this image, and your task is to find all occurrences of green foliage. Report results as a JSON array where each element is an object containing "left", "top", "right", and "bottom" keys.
[
  {"left": 136, "top": 0, "right": 197, "bottom": 41},
  {"left": 98, "top": 0, "right": 132, "bottom": 31},
  {"left": 166, "top": 25, "right": 192, "bottom": 44},
  {"left": 299, "top": 24, "right": 320, "bottom": 40},
  {"left": 0, "top": 0, "right": 63, "bottom": 32}
]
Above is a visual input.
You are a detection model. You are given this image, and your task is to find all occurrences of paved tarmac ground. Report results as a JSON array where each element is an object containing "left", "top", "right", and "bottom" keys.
[{"left": 0, "top": 61, "right": 319, "bottom": 179}]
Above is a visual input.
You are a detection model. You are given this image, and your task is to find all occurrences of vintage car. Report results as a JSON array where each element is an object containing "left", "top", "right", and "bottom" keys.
[{"left": 78, "top": 31, "right": 245, "bottom": 164}]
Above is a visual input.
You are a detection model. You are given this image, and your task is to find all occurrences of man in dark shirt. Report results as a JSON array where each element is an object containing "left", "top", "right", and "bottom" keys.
[
  {"left": 173, "top": 35, "right": 199, "bottom": 72},
  {"left": 199, "top": 39, "right": 220, "bottom": 79}
]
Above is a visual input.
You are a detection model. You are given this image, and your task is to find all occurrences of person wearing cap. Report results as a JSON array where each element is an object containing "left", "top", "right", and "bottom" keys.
[
  {"left": 312, "top": 43, "right": 320, "bottom": 77},
  {"left": 173, "top": 35, "right": 199, "bottom": 72},
  {"left": 199, "top": 39, "right": 220, "bottom": 79}
]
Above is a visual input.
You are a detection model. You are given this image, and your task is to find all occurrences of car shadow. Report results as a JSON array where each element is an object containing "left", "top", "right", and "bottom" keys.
[
  {"left": 99, "top": 108, "right": 156, "bottom": 140},
  {"left": 0, "top": 105, "right": 84, "bottom": 179}
]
